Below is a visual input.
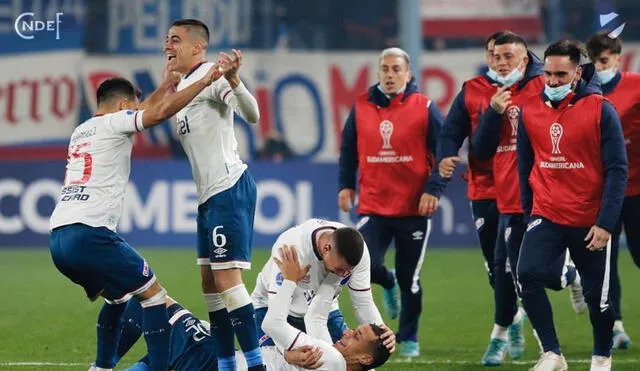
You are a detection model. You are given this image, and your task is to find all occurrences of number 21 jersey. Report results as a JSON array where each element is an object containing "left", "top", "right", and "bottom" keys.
[{"left": 49, "top": 110, "right": 145, "bottom": 232}]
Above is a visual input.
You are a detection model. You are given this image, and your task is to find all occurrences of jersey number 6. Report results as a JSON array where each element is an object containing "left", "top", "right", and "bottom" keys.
[
  {"left": 67, "top": 142, "right": 93, "bottom": 185},
  {"left": 212, "top": 225, "right": 227, "bottom": 248}
]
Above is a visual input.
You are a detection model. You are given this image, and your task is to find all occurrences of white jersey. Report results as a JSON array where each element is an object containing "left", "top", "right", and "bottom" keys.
[
  {"left": 258, "top": 280, "right": 347, "bottom": 371},
  {"left": 175, "top": 61, "right": 258, "bottom": 204},
  {"left": 50, "top": 110, "right": 145, "bottom": 231},
  {"left": 251, "top": 219, "right": 383, "bottom": 326}
]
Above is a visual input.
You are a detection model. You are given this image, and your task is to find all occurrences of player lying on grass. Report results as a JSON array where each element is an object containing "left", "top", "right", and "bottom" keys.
[
  {"left": 108, "top": 248, "right": 391, "bottom": 371},
  {"left": 252, "top": 219, "right": 395, "bottom": 352},
  {"left": 103, "top": 297, "right": 323, "bottom": 371}
]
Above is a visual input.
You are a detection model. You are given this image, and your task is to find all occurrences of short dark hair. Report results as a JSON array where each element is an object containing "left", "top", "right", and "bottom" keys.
[
  {"left": 485, "top": 30, "right": 515, "bottom": 49},
  {"left": 171, "top": 18, "right": 209, "bottom": 44},
  {"left": 333, "top": 227, "right": 364, "bottom": 267},
  {"left": 544, "top": 40, "right": 587, "bottom": 65},
  {"left": 493, "top": 33, "right": 528, "bottom": 49},
  {"left": 96, "top": 77, "right": 138, "bottom": 106},
  {"left": 586, "top": 31, "right": 623, "bottom": 60},
  {"left": 361, "top": 324, "right": 391, "bottom": 371}
]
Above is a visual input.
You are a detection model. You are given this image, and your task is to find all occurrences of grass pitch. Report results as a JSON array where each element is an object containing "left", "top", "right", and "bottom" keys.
[{"left": 0, "top": 247, "right": 638, "bottom": 370}]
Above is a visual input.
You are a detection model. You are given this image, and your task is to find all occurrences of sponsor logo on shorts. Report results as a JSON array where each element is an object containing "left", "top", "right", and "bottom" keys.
[{"left": 213, "top": 247, "right": 227, "bottom": 258}]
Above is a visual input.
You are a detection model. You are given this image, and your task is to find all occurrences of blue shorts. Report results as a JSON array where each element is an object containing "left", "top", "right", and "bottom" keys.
[
  {"left": 197, "top": 171, "right": 257, "bottom": 270},
  {"left": 49, "top": 223, "right": 155, "bottom": 303},
  {"left": 168, "top": 304, "right": 218, "bottom": 371}
]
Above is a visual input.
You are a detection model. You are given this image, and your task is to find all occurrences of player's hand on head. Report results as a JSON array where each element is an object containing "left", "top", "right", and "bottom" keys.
[
  {"left": 273, "top": 245, "right": 311, "bottom": 283},
  {"left": 438, "top": 156, "right": 460, "bottom": 178},
  {"left": 378, "top": 324, "right": 396, "bottom": 353},
  {"left": 585, "top": 225, "right": 611, "bottom": 251},
  {"left": 419, "top": 193, "right": 439, "bottom": 216},
  {"left": 338, "top": 188, "right": 356, "bottom": 212},
  {"left": 490, "top": 85, "right": 512, "bottom": 114},
  {"left": 285, "top": 345, "right": 324, "bottom": 369}
]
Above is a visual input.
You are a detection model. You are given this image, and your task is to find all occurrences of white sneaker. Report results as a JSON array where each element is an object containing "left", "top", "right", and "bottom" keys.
[
  {"left": 569, "top": 275, "right": 588, "bottom": 314},
  {"left": 590, "top": 355, "right": 612, "bottom": 371},
  {"left": 531, "top": 351, "right": 568, "bottom": 371}
]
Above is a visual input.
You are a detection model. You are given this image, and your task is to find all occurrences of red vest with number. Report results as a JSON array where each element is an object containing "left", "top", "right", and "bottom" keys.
[
  {"left": 493, "top": 76, "right": 546, "bottom": 214},
  {"left": 604, "top": 72, "right": 640, "bottom": 196},
  {"left": 522, "top": 93, "right": 604, "bottom": 227},
  {"left": 355, "top": 92, "right": 431, "bottom": 217},
  {"left": 464, "top": 76, "right": 497, "bottom": 200}
]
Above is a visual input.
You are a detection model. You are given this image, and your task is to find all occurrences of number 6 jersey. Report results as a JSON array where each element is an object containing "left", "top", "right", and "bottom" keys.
[{"left": 50, "top": 110, "right": 145, "bottom": 232}]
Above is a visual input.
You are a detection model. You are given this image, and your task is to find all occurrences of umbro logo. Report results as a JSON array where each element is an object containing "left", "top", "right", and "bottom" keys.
[
  {"left": 412, "top": 231, "right": 424, "bottom": 240},
  {"left": 213, "top": 247, "right": 227, "bottom": 256}
]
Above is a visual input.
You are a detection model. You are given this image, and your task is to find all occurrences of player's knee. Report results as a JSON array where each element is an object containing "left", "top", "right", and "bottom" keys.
[
  {"left": 213, "top": 268, "right": 243, "bottom": 291},
  {"left": 200, "top": 267, "right": 217, "bottom": 293},
  {"left": 395, "top": 266, "right": 416, "bottom": 291},
  {"left": 137, "top": 285, "right": 167, "bottom": 308},
  {"left": 516, "top": 261, "right": 542, "bottom": 288}
]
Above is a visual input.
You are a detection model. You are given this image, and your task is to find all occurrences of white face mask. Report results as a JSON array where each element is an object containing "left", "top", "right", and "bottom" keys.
[
  {"left": 496, "top": 62, "right": 524, "bottom": 87},
  {"left": 596, "top": 67, "right": 617, "bottom": 85}
]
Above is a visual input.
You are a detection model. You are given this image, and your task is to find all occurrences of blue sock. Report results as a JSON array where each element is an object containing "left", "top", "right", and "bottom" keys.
[
  {"left": 142, "top": 304, "right": 170, "bottom": 371},
  {"left": 95, "top": 302, "right": 126, "bottom": 369},
  {"left": 206, "top": 300, "right": 236, "bottom": 371},
  {"left": 122, "top": 361, "right": 150, "bottom": 371},
  {"left": 223, "top": 285, "right": 263, "bottom": 368},
  {"left": 115, "top": 301, "right": 144, "bottom": 364}
]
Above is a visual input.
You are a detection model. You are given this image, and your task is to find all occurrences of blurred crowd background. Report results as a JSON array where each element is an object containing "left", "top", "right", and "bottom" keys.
[{"left": 1, "top": 0, "right": 638, "bottom": 248}]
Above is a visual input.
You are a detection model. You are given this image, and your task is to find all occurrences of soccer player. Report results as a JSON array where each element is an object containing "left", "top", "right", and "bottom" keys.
[
  {"left": 437, "top": 30, "right": 531, "bottom": 365},
  {"left": 517, "top": 40, "right": 628, "bottom": 371},
  {"left": 470, "top": 33, "right": 586, "bottom": 365},
  {"left": 262, "top": 245, "right": 391, "bottom": 371},
  {"left": 164, "top": 19, "right": 262, "bottom": 371},
  {"left": 587, "top": 31, "right": 638, "bottom": 349},
  {"left": 50, "top": 67, "right": 225, "bottom": 371},
  {"left": 110, "top": 298, "right": 323, "bottom": 371},
  {"left": 338, "top": 47, "right": 445, "bottom": 357},
  {"left": 251, "top": 219, "right": 395, "bottom": 353}
]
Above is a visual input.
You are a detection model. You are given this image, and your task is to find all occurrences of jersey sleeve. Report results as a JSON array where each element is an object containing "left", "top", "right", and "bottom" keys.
[
  {"left": 347, "top": 247, "right": 383, "bottom": 325},
  {"left": 206, "top": 78, "right": 260, "bottom": 123},
  {"left": 305, "top": 278, "right": 340, "bottom": 343},
  {"left": 109, "top": 110, "right": 145, "bottom": 135}
]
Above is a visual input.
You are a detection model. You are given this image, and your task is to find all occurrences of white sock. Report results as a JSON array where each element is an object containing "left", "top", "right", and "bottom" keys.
[
  {"left": 204, "top": 292, "right": 225, "bottom": 313},
  {"left": 491, "top": 324, "right": 508, "bottom": 341},
  {"left": 513, "top": 307, "right": 525, "bottom": 323},
  {"left": 613, "top": 320, "right": 625, "bottom": 332}
]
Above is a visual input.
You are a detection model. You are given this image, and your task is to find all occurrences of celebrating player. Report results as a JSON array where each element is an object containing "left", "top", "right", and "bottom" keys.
[
  {"left": 517, "top": 40, "right": 628, "bottom": 371},
  {"left": 338, "top": 47, "right": 446, "bottom": 357},
  {"left": 470, "top": 33, "right": 586, "bottom": 365},
  {"left": 164, "top": 18, "right": 262, "bottom": 371},
  {"left": 50, "top": 66, "right": 225, "bottom": 371},
  {"left": 251, "top": 219, "right": 395, "bottom": 354},
  {"left": 587, "top": 31, "right": 638, "bottom": 349}
]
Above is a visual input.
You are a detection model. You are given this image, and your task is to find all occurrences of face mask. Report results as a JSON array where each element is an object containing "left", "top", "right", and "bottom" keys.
[
  {"left": 597, "top": 67, "right": 617, "bottom": 85},
  {"left": 496, "top": 62, "right": 524, "bottom": 87},
  {"left": 545, "top": 70, "right": 578, "bottom": 102},
  {"left": 486, "top": 68, "right": 500, "bottom": 81}
]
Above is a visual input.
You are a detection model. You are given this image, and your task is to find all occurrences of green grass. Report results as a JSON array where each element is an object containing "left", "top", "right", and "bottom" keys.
[{"left": 0, "top": 248, "right": 638, "bottom": 370}]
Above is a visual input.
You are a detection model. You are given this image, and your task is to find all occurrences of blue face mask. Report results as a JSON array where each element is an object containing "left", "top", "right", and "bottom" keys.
[
  {"left": 486, "top": 68, "right": 499, "bottom": 82},
  {"left": 597, "top": 67, "right": 617, "bottom": 85},
  {"left": 544, "top": 82, "right": 573, "bottom": 101},
  {"left": 496, "top": 63, "right": 524, "bottom": 87}
]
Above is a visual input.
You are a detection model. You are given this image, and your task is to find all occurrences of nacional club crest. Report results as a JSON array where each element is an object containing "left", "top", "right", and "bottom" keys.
[
  {"left": 550, "top": 123, "right": 563, "bottom": 154},
  {"left": 379, "top": 120, "right": 394, "bottom": 149}
]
